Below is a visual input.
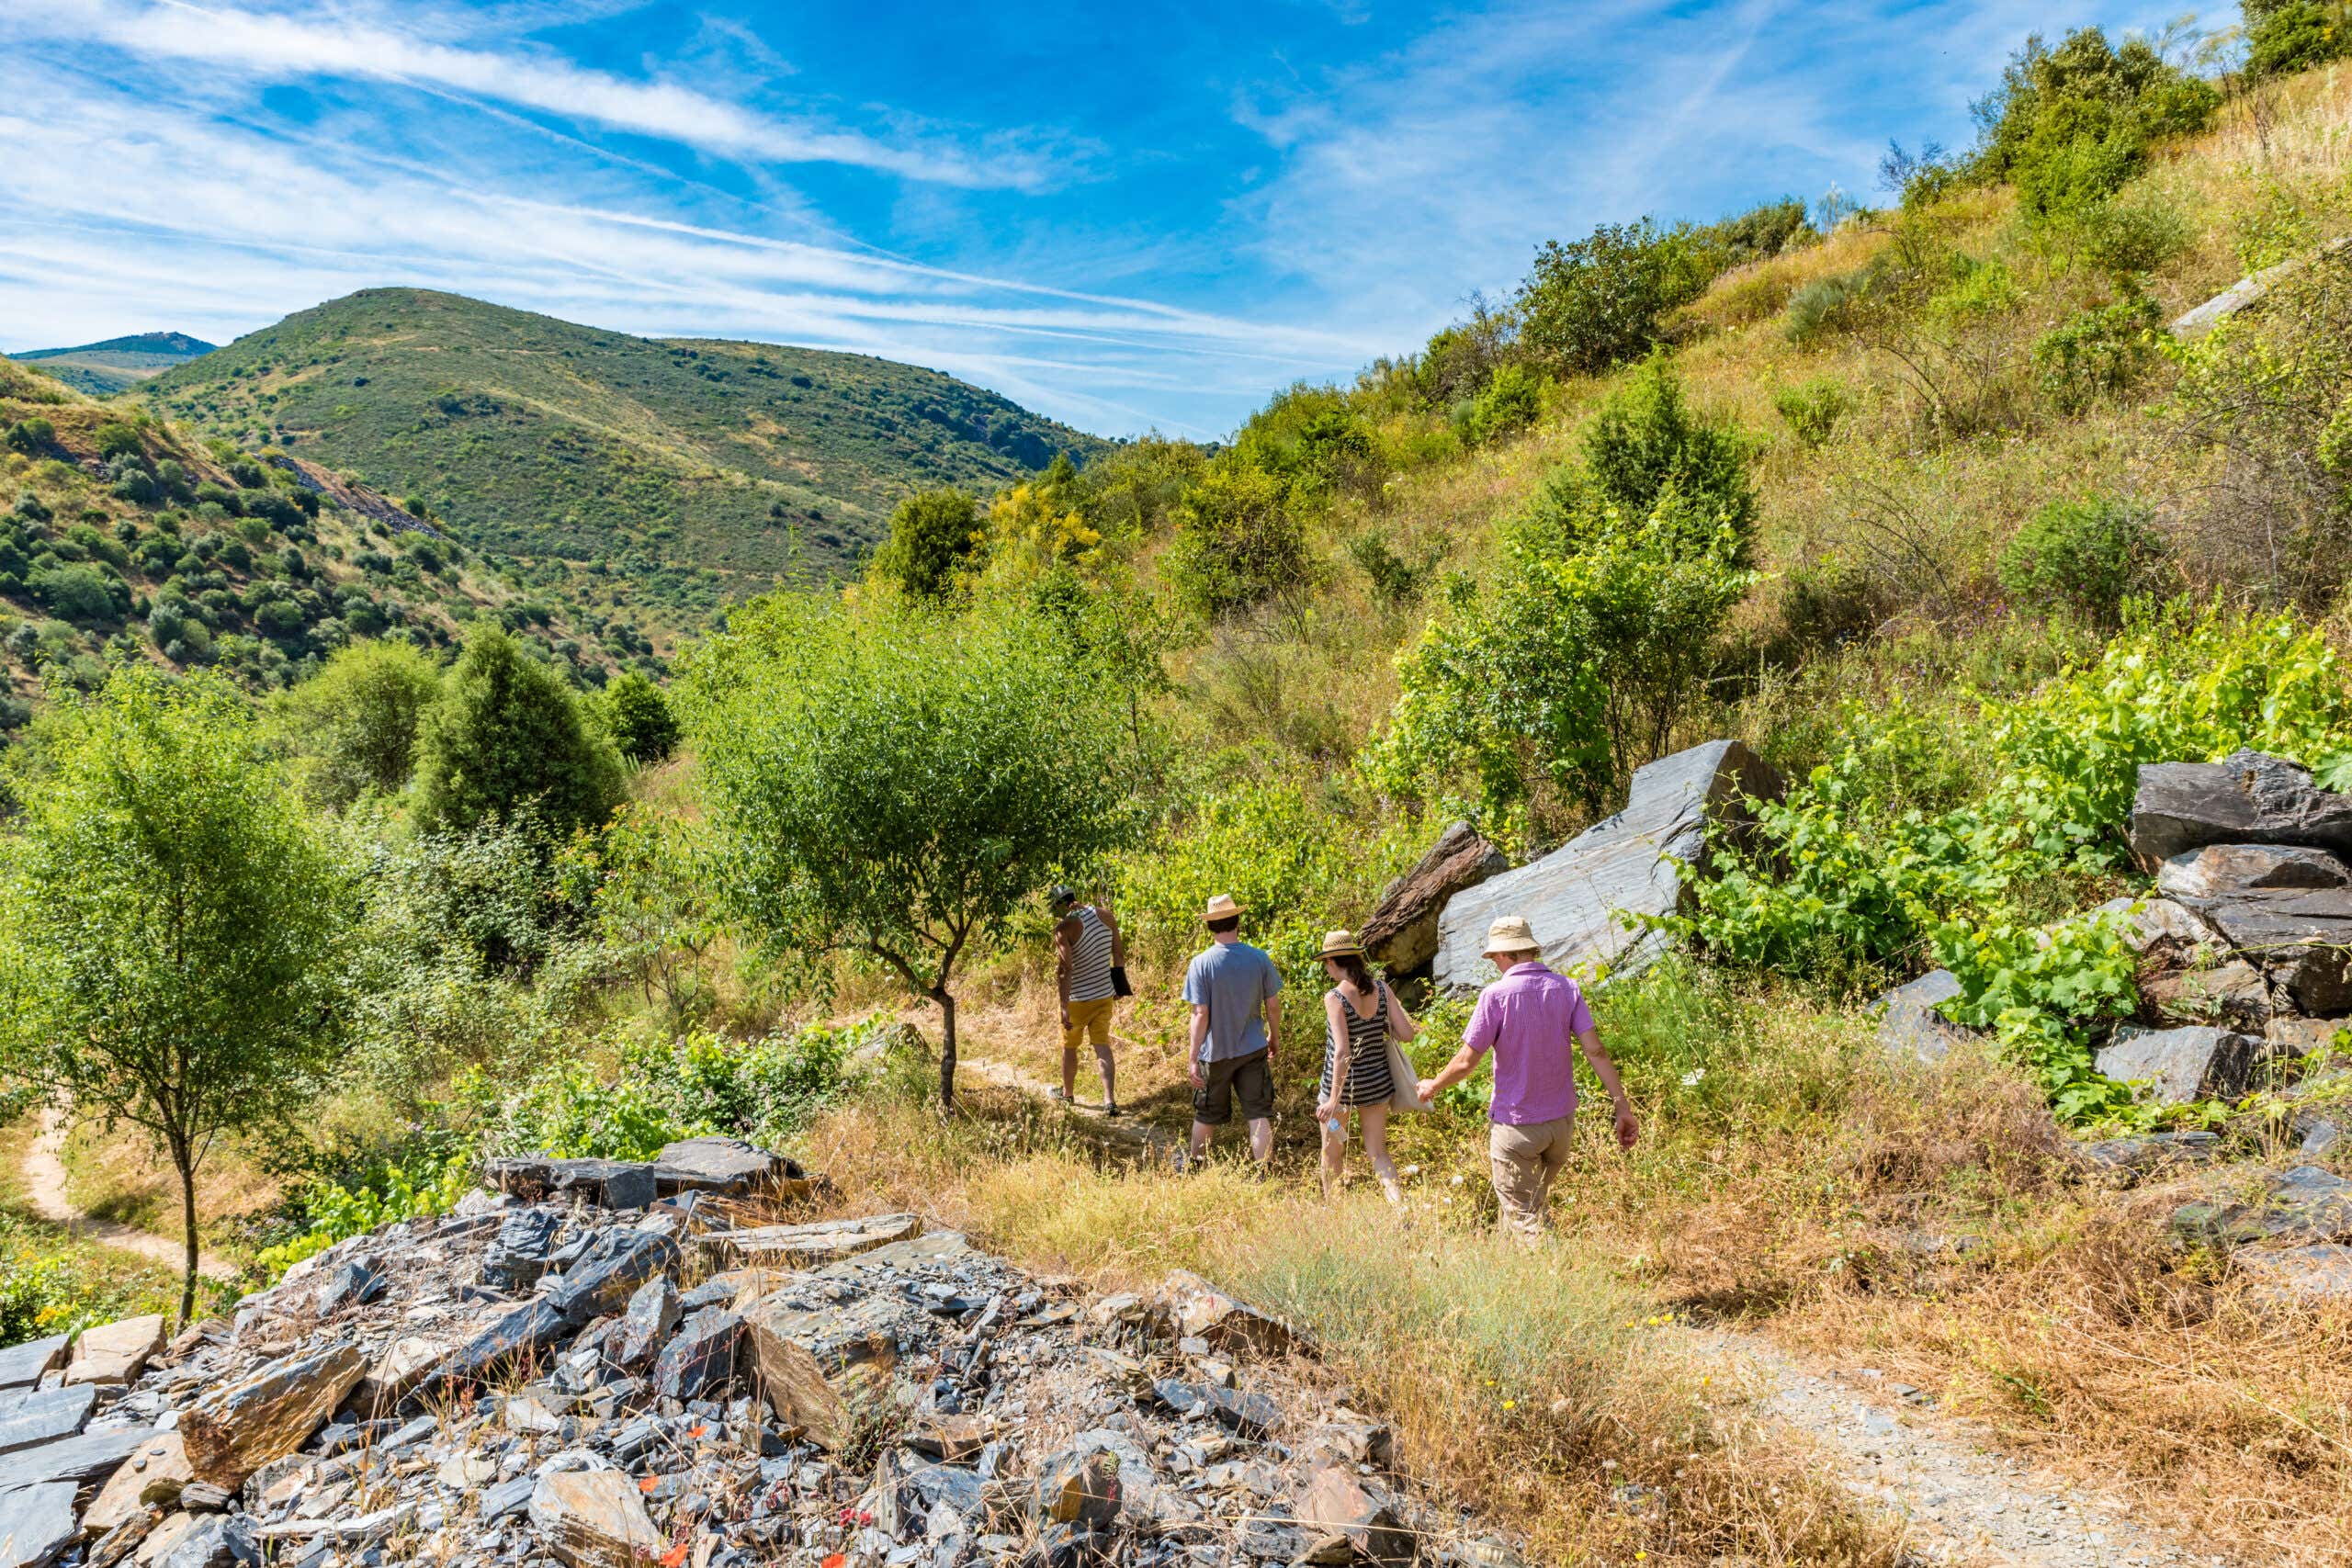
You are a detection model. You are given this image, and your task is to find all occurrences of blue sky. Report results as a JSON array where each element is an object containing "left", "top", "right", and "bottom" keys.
[{"left": 1, "top": 0, "right": 2181, "bottom": 437}]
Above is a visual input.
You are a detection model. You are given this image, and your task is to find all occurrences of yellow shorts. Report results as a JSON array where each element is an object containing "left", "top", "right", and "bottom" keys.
[{"left": 1062, "top": 995, "right": 1116, "bottom": 1051}]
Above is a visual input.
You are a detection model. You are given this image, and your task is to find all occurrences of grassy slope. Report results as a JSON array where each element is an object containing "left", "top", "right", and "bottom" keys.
[
  {"left": 0, "top": 360, "right": 657, "bottom": 701},
  {"left": 141, "top": 288, "right": 1110, "bottom": 588}
]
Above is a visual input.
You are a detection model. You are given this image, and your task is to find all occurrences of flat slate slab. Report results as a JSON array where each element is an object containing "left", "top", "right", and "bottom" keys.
[
  {"left": 1432, "top": 739, "right": 1782, "bottom": 990},
  {"left": 2155, "top": 842, "right": 2352, "bottom": 900},
  {"left": 2183, "top": 888, "right": 2352, "bottom": 1014},
  {"left": 0, "top": 1386, "right": 94, "bottom": 1458},
  {"left": 704, "top": 1213, "right": 922, "bottom": 1269},
  {"left": 2173, "top": 1165, "right": 2352, "bottom": 1248},
  {"left": 2239, "top": 1243, "right": 2352, "bottom": 1303},
  {"left": 0, "top": 1479, "right": 76, "bottom": 1568},
  {"left": 0, "top": 1337, "right": 68, "bottom": 1396},
  {"left": 0, "top": 1422, "right": 153, "bottom": 1491}
]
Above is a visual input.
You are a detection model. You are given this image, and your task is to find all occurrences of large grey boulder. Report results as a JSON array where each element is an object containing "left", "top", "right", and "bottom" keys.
[
  {"left": 2093, "top": 1024, "right": 2264, "bottom": 1104},
  {"left": 1358, "top": 822, "right": 1506, "bottom": 976},
  {"left": 2130, "top": 750, "right": 2352, "bottom": 865},
  {"left": 1872, "top": 969, "right": 1973, "bottom": 1065},
  {"left": 1432, "top": 740, "right": 1782, "bottom": 990}
]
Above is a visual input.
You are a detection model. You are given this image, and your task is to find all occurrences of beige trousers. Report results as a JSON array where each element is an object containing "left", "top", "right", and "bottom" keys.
[{"left": 1488, "top": 1116, "right": 1574, "bottom": 1241}]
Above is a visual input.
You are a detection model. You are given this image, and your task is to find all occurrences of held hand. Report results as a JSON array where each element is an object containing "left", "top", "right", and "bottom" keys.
[
  {"left": 1416, "top": 1077, "right": 1440, "bottom": 1104},
  {"left": 1060, "top": 1009, "right": 1071, "bottom": 1031},
  {"left": 1613, "top": 1101, "right": 1640, "bottom": 1150},
  {"left": 1317, "top": 1097, "right": 1341, "bottom": 1124},
  {"left": 1264, "top": 1036, "right": 1276, "bottom": 1064}
]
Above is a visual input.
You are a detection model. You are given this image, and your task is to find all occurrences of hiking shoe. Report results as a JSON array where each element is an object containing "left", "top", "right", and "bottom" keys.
[
  {"left": 1103, "top": 1100, "right": 1123, "bottom": 1118},
  {"left": 1046, "top": 1088, "right": 1070, "bottom": 1105}
]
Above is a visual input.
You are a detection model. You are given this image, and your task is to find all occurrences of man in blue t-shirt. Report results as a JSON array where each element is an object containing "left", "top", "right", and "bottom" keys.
[{"left": 1180, "top": 894, "right": 1283, "bottom": 1168}]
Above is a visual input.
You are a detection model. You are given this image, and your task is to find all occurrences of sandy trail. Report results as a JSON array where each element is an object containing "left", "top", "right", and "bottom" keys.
[{"left": 21, "top": 1106, "right": 236, "bottom": 1280}]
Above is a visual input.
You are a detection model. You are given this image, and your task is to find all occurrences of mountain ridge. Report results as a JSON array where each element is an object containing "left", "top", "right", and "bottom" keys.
[
  {"left": 7, "top": 332, "right": 216, "bottom": 396},
  {"left": 141, "top": 288, "right": 1108, "bottom": 593}
]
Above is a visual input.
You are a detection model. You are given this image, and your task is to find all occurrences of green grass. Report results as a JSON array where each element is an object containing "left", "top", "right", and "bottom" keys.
[{"left": 141, "top": 288, "right": 1108, "bottom": 586}]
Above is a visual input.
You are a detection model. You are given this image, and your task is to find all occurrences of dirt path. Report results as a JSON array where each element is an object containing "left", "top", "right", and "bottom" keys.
[
  {"left": 22, "top": 1108, "right": 236, "bottom": 1280},
  {"left": 961, "top": 1032, "right": 2215, "bottom": 1568},
  {"left": 1690, "top": 1329, "right": 2204, "bottom": 1568}
]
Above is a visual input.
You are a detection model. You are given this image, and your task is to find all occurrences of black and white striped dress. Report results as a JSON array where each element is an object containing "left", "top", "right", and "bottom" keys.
[
  {"left": 1319, "top": 986, "right": 1396, "bottom": 1109},
  {"left": 1069, "top": 906, "right": 1116, "bottom": 1004}
]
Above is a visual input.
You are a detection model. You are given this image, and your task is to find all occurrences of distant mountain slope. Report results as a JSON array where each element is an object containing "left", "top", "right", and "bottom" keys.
[
  {"left": 10, "top": 332, "right": 216, "bottom": 395},
  {"left": 142, "top": 288, "right": 1108, "bottom": 585}
]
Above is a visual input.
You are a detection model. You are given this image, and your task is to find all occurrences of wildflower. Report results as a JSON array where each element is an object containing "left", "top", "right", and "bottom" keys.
[
  {"left": 1502, "top": 1399, "right": 1516, "bottom": 1410},
  {"left": 1680, "top": 1068, "right": 1704, "bottom": 1087}
]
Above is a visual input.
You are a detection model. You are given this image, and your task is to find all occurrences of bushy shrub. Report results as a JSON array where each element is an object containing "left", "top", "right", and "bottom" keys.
[
  {"left": 2245, "top": 0, "right": 2352, "bottom": 75},
  {"left": 593, "top": 670, "right": 680, "bottom": 765},
  {"left": 28, "top": 563, "right": 124, "bottom": 624},
  {"left": 867, "top": 489, "right": 984, "bottom": 603},
  {"left": 1773, "top": 378, "right": 1851, "bottom": 448},
  {"left": 2074, "top": 194, "right": 2192, "bottom": 281},
  {"left": 92, "top": 423, "right": 142, "bottom": 461},
  {"left": 1455, "top": 362, "right": 1545, "bottom": 446},
  {"left": 274, "top": 638, "right": 445, "bottom": 807},
  {"left": 2032, "top": 297, "right": 2161, "bottom": 414},
  {"left": 1567, "top": 359, "right": 1758, "bottom": 552},
  {"left": 1165, "top": 461, "right": 1310, "bottom": 618},
  {"left": 1783, "top": 271, "right": 1871, "bottom": 344},
  {"left": 1973, "top": 29, "right": 2219, "bottom": 227},
  {"left": 1998, "top": 496, "right": 2168, "bottom": 627},
  {"left": 4, "top": 419, "right": 55, "bottom": 455},
  {"left": 1517, "top": 218, "right": 1719, "bottom": 376},
  {"left": 413, "top": 625, "right": 624, "bottom": 836}
]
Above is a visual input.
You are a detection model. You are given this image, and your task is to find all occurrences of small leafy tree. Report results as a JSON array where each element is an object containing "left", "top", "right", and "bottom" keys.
[
  {"left": 1516, "top": 219, "right": 1718, "bottom": 376},
  {"left": 0, "top": 667, "right": 353, "bottom": 1320},
  {"left": 1998, "top": 496, "right": 2167, "bottom": 626},
  {"left": 274, "top": 637, "right": 445, "bottom": 807},
  {"left": 685, "top": 596, "right": 1136, "bottom": 1107},
  {"left": 594, "top": 671, "right": 681, "bottom": 765},
  {"left": 868, "top": 490, "right": 985, "bottom": 603},
  {"left": 413, "top": 626, "right": 624, "bottom": 836}
]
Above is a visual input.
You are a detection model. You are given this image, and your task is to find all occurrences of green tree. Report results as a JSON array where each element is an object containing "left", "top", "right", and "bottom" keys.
[
  {"left": 1999, "top": 496, "right": 2168, "bottom": 627},
  {"left": 685, "top": 596, "right": 1136, "bottom": 1108},
  {"left": 412, "top": 626, "right": 624, "bottom": 836},
  {"left": 1373, "top": 496, "right": 1758, "bottom": 842},
  {"left": 1164, "top": 461, "right": 1309, "bottom": 619},
  {"left": 2245, "top": 0, "right": 2352, "bottom": 75},
  {"left": 0, "top": 667, "right": 353, "bottom": 1320},
  {"left": 868, "top": 489, "right": 985, "bottom": 603},
  {"left": 594, "top": 671, "right": 681, "bottom": 765},
  {"left": 1516, "top": 219, "right": 1718, "bottom": 376},
  {"left": 273, "top": 638, "right": 445, "bottom": 807}
]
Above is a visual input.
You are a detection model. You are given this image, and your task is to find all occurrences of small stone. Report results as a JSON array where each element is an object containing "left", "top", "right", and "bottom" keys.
[
  {"left": 527, "top": 1471, "right": 663, "bottom": 1568},
  {"left": 66, "top": 1315, "right": 166, "bottom": 1386},
  {"left": 650, "top": 1307, "right": 741, "bottom": 1403},
  {"left": 1295, "top": 1464, "right": 1412, "bottom": 1567},
  {"left": 85, "top": 1432, "right": 191, "bottom": 1534},
  {"left": 612, "top": 1278, "right": 680, "bottom": 1371},
  {"left": 1035, "top": 1450, "right": 1121, "bottom": 1528}
]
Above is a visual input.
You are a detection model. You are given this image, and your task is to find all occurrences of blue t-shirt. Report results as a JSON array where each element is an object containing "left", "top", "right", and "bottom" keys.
[{"left": 1182, "top": 941, "right": 1283, "bottom": 1062}]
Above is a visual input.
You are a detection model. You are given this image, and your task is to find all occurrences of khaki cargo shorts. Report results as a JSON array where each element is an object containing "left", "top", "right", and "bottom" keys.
[{"left": 1193, "top": 1049, "right": 1274, "bottom": 1126}]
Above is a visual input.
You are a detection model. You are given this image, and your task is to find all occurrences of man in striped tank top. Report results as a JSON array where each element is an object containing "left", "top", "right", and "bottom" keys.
[{"left": 1051, "top": 886, "right": 1127, "bottom": 1115}]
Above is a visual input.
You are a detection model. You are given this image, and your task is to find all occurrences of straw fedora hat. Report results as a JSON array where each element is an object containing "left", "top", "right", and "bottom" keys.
[
  {"left": 1316, "top": 929, "right": 1363, "bottom": 960},
  {"left": 1201, "top": 894, "right": 1248, "bottom": 923},
  {"left": 1484, "top": 914, "right": 1542, "bottom": 955}
]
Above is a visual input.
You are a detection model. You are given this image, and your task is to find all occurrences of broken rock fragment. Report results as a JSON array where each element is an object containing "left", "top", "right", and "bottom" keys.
[
  {"left": 528, "top": 1469, "right": 663, "bottom": 1568},
  {"left": 1297, "top": 1463, "right": 1414, "bottom": 1567},
  {"left": 65, "top": 1315, "right": 165, "bottom": 1386},
  {"left": 179, "top": 1342, "right": 366, "bottom": 1491},
  {"left": 650, "top": 1305, "right": 740, "bottom": 1402}
]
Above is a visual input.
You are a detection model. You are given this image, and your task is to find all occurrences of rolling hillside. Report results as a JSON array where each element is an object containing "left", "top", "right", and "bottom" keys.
[
  {"left": 141, "top": 289, "right": 1107, "bottom": 587},
  {"left": 8, "top": 332, "right": 215, "bottom": 396}
]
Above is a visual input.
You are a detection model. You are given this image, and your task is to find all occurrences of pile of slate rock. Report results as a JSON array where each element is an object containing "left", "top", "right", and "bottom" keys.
[
  {"left": 0, "top": 1135, "right": 1516, "bottom": 1568},
  {"left": 1872, "top": 750, "right": 2352, "bottom": 1303}
]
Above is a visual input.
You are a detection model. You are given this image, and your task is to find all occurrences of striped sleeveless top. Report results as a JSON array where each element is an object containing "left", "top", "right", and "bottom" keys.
[
  {"left": 1319, "top": 986, "right": 1396, "bottom": 1108},
  {"left": 1068, "top": 906, "right": 1116, "bottom": 1003}
]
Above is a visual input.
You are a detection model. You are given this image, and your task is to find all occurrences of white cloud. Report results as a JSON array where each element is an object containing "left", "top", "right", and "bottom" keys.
[{"left": 11, "top": 0, "right": 1068, "bottom": 191}]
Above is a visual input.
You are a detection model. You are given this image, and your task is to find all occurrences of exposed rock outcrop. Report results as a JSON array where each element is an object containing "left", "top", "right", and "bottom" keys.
[
  {"left": 1359, "top": 821, "right": 1507, "bottom": 976},
  {"left": 1434, "top": 739, "right": 1782, "bottom": 990}
]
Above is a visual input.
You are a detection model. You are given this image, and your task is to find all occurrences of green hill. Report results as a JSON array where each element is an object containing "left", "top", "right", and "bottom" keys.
[
  {"left": 10, "top": 332, "right": 216, "bottom": 396},
  {"left": 141, "top": 288, "right": 1108, "bottom": 589}
]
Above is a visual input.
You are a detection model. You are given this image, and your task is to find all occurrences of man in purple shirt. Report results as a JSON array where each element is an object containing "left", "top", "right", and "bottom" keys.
[{"left": 1417, "top": 914, "right": 1638, "bottom": 1240}]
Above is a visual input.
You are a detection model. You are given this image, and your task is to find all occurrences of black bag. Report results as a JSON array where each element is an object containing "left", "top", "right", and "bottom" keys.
[{"left": 1111, "top": 964, "right": 1133, "bottom": 998}]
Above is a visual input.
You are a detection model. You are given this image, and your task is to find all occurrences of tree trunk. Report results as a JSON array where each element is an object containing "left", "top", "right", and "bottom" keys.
[
  {"left": 172, "top": 1143, "right": 199, "bottom": 1328},
  {"left": 934, "top": 988, "right": 958, "bottom": 1111}
]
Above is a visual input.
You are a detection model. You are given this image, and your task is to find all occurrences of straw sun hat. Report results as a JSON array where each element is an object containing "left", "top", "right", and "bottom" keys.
[
  {"left": 1316, "top": 930, "right": 1363, "bottom": 960},
  {"left": 1484, "top": 915, "right": 1542, "bottom": 955},
  {"left": 1201, "top": 894, "right": 1248, "bottom": 923}
]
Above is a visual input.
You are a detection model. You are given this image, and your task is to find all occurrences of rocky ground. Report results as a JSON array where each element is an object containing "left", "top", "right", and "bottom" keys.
[{"left": 0, "top": 1137, "right": 1510, "bottom": 1568}]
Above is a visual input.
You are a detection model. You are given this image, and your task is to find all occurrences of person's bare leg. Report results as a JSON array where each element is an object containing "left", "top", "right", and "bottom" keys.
[
  {"left": 1187, "top": 1122, "right": 1214, "bottom": 1167},
  {"left": 1060, "top": 1042, "right": 1079, "bottom": 1100},
  {"left": 1360, "top": 1105, "right": 1401, "bottom": 1203},
  {"left": 1247, "top": 1116, "right": 1272, "bottom": 1164},
  {"left": 1093, "top": 1043, "right": 1117, "bottom": 1109},
  {"left": 1319, "top": 1115, "right": 1346, "bottom": 1197}
]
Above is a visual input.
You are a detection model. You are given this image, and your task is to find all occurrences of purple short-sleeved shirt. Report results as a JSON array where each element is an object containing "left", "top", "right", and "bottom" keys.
[{"left": 1461, "top": 961, "right": 1595, "bottom": 1124}]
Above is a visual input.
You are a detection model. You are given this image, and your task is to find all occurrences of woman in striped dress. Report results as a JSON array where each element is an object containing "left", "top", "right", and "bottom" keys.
[{"left": 1315, "top": 930, "right": 1420, "bottom": 1203}]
